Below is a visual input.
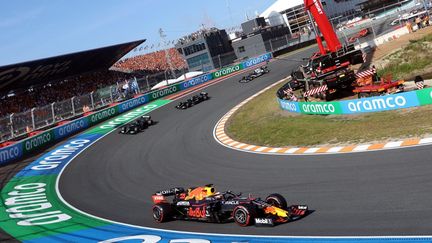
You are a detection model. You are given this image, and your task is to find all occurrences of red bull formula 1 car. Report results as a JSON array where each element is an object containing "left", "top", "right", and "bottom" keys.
[{"left": 151, "top": 185, "right": 308, "bottom": 227}]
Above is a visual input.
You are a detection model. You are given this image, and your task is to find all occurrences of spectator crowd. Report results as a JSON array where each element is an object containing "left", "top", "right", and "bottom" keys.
[
  {"left": 0, "top": 70, "right": 132, "bottom": 118},
  {"left": 113, "top": 48, "right": 186, "bottom": 72},
  {"left": 1, "top": 47, "right": 187, "bottom": 123}
]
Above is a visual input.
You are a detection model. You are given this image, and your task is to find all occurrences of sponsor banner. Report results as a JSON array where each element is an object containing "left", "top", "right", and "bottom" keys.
[
  {"left": 148, "top": 84, "right": 181, "bottom": 102},
  {"left": 242, "top": 52, "right": 272, "bottom": 69},
  {"left": 416, "top": 87, "right": 432, "bottom": 106},
  {"left": 15, "top": 134, "right": 100, "bottom": 178},
  {"left": 22, "top": 130, "right": 55, "bottom": 154},
  {"left": 300, "top": 101, "right": 342, "bottom": 115},
  {"left": 26, "top": 223, "right": 293, "bottom": 243},
  {"left": 87, "top": 106, "right": 119, "bottom": 126},
  {"left": 179, "top": 73, "right": 213, "bottom": 90},
  {"left": 0, "top": 175, "right": 108, "bottom": 241},
  {"left": 117, "top": 94, "right": 148, "bottom": 113},
  {"left": 211, "top": 64, "right": 243, "bottom": 79},
  {"left": 27, "top": 223, "right": 432, "bottom": 243},
  {"left": 0, "top": 143, "right": 23, "bottom": 166},
  {"left": 278, "top": 99, "right": 301, "bottom": 113},
  {"left": 85, "top": 100, "right": 170, "bottom": 135},
  {"left": 53, "top": 118, "right": 89, "bottom": 140},
  {"left": 340, "top": 92, "right": 419, "bottom": 114}
]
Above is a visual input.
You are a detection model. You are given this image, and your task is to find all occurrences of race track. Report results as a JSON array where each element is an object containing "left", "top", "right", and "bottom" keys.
[{"left": 59, "top": 47, "right": 432, "bottom": 236}]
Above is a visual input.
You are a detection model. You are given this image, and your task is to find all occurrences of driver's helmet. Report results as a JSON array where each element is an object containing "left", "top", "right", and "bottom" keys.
[{"left": 203, "top": 185, "right": 216, "bottom": 197}]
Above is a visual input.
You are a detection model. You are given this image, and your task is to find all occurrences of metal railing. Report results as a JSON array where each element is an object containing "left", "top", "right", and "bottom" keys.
[
  {"left": 0, "top": 32, "right": 321, "bottom": 144},
  {"left": 0, "top": 74, "right": 166, "bottom": 143}
]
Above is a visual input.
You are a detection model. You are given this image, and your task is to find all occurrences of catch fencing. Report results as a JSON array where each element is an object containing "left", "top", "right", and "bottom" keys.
[{"left": 0, "top": 53, "right": 272, "bottom": 165}]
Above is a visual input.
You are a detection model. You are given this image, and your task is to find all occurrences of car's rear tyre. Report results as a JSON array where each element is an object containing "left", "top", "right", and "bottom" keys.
[
  {"left": 233, "top": 205, "right": 256, "bottom": 226},
  {"left": 152, "top": 203, "right": 173, "bottom": 223},
  {"left": 266, "top": 193, "right": 287, "bottom": 209}
]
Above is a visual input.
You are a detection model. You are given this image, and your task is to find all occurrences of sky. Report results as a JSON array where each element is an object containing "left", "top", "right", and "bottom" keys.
[{"left": 0, "top": 0, "right": 276, "bottom": 66}]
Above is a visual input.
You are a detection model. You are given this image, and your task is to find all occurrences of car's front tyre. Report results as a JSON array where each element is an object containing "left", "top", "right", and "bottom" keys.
[
  {"left": 233, "top": 205, "right": 256, "bottom": 226},
  {"left": 265, "top": 193, "right": 288, "bottom": 209}
]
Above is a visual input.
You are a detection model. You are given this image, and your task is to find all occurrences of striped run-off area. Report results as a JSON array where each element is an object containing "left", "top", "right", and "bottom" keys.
[{"left": 213, "top": 78, "right": 432, "bottom": 155}]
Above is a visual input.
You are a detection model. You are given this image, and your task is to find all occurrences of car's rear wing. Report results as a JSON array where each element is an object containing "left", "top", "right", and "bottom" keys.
[
  {"left": 154, "top": 187, "right": 185, "bottom": 197},
  {"left": 152, "top": 187, "right": 185, "bottom": 204}
]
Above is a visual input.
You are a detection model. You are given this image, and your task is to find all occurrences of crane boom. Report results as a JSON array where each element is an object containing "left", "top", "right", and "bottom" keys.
[{"left": 304, "top": 0, "right": 341, "bottom": 53}]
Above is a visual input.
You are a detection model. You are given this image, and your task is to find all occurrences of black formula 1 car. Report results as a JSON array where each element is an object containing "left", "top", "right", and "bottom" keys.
[
  {"left": 151, "top": 185, "right": 308, "bottom": 227},
  {"left": 119, "top": 115, "right": 154, "bottom": 134},
  {"left": 239, "top": 66, "right": 270, "bottom": 83},
  {"left": 175, "top": 92, "right": 209, "bottom": 109}
]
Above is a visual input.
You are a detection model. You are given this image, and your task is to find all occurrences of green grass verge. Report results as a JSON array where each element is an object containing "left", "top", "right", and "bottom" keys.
[
  {"left": 226, "top": 83, "right": 432, "bottom": 146},
  {"left": 378, "top": 33, "right": 432, "bottom": 79}
]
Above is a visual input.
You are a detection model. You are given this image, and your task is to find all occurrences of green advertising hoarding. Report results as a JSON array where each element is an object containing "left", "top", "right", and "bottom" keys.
[
  {"left": 416, "top": 87, "right": 432, "bottom": 105},
  {"left": 85, "top": 100, "right": 170, "bottom": 135},
  {"left": 211, "top": 64, "right": 243, "bottom": 79},
  {"left": 86, "top": 106, "right": 119, "bottom": 126},
  {"left": 147, "top": 84, "right": 182, "bottom": 102},
  {"left": 298, "top": 101, "right": 342, "bottom": 115}
]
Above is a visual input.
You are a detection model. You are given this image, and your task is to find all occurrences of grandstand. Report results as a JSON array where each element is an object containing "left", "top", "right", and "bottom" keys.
[
  {"left": 0, "top": 38, "right": 201, "bottom": 146},
  {"left": 0, "top": 40, "right": 146, "bottom": 144}
]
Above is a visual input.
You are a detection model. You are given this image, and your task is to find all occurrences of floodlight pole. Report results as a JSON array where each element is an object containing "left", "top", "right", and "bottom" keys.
[{"left": 159, "top": 28, "right": 176, "bottom": 79}]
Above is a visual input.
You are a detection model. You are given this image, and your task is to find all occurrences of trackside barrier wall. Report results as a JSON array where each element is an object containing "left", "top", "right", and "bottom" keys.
[
  {"left": 278, "top": 87, "right": 432, "bottom": 115},
  {"left": 1, "top": 53, "right": 432, "bottom": 242},
  {"left": 0, "top": 53, "right": 272, "bottom": 166}
]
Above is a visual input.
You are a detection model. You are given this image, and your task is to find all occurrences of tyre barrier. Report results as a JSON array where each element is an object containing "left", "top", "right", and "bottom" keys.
[
  {"left": 0, "top": 53, "right": 273, "bottom": 166},
  {"left": 279, "top": 87, "right": 432, "bottom": 115}
]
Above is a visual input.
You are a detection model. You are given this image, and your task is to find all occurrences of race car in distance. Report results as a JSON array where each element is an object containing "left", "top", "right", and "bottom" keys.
[
  {"left": 151, "top": 184, "right": 308, "bottom": 227},
  {"left": 175, "top": 92, "right": 209, "bottom": 109},
  {"left": 239, "top": 66, "right": 270, "bottom": 83},
  {"left": 119, "top": 115, "right": 154, "bottom": 134}
]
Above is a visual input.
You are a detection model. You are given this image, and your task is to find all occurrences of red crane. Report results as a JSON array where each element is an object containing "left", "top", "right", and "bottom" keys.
[
  {"left": 304, "top": 0, "right": 342, "bottom": 54},
  {"left": 287, "top": 0, "right": 366, "bottom": 100}
]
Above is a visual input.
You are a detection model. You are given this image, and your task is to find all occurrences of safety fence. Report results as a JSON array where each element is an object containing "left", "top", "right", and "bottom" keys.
[
  {"left": 279, "top": 87, "right": 432, "bottom": 115},
  {"left": 2, "top": 29, "right": 304, "bottom": 144},
  {"left": 0, "top": 53, "right": 272, "bottom": 166},
  {"left": 0, "top": 73, "right": 173, "bottom": 143}
]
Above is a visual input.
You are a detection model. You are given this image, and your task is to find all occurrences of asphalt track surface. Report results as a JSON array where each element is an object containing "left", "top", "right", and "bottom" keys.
[{"left": 59, "top": 47, "right": 432, "bottom": 236}]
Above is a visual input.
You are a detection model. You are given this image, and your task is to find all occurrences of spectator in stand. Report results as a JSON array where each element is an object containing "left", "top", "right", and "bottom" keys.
[
  {"left": 0, "top": 70, "right": 132, "bottom": 118},
  {"left": 113, "top": 48, "right": 186, "bottom": 72},
  {"left": 0, "top": 48, "right": 186, "bottom": 122},
  {"left": 406, "top": 21, "right": 413, "bottom": 33},
  {"left": 423, "top": 15, "right": 430, "bottom": 27},
  {"left": 415, "top": 16, "right": 422, "bottom": 30}
]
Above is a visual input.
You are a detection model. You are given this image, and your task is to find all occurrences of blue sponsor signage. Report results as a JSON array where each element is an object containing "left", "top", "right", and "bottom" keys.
[
  {"left": 242, "top": 53, "right": 272, "bottom": 68},
  {"left": 14, "top": 134, "right": 101, "bottom": 178},
  {"left": 340, "top": 92, "right": 420, "bottom": 114},
  {"left": 54, "top": 118, "right": 89, "bottom": 139},
  {"left": 279, "top": 99, "right": 301, "bottom": 113},
  {"left": 180, "top": 73, "right": 213, "bottom": 90},
  {"left": 0, "top": 143, "right": 23, "bottom": 166},
  {"left": 29, "top": 222, "right": 432, "bottom": 242},
  {"left": 118, "top": 95, "right": 148, "bottom": 112}
]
